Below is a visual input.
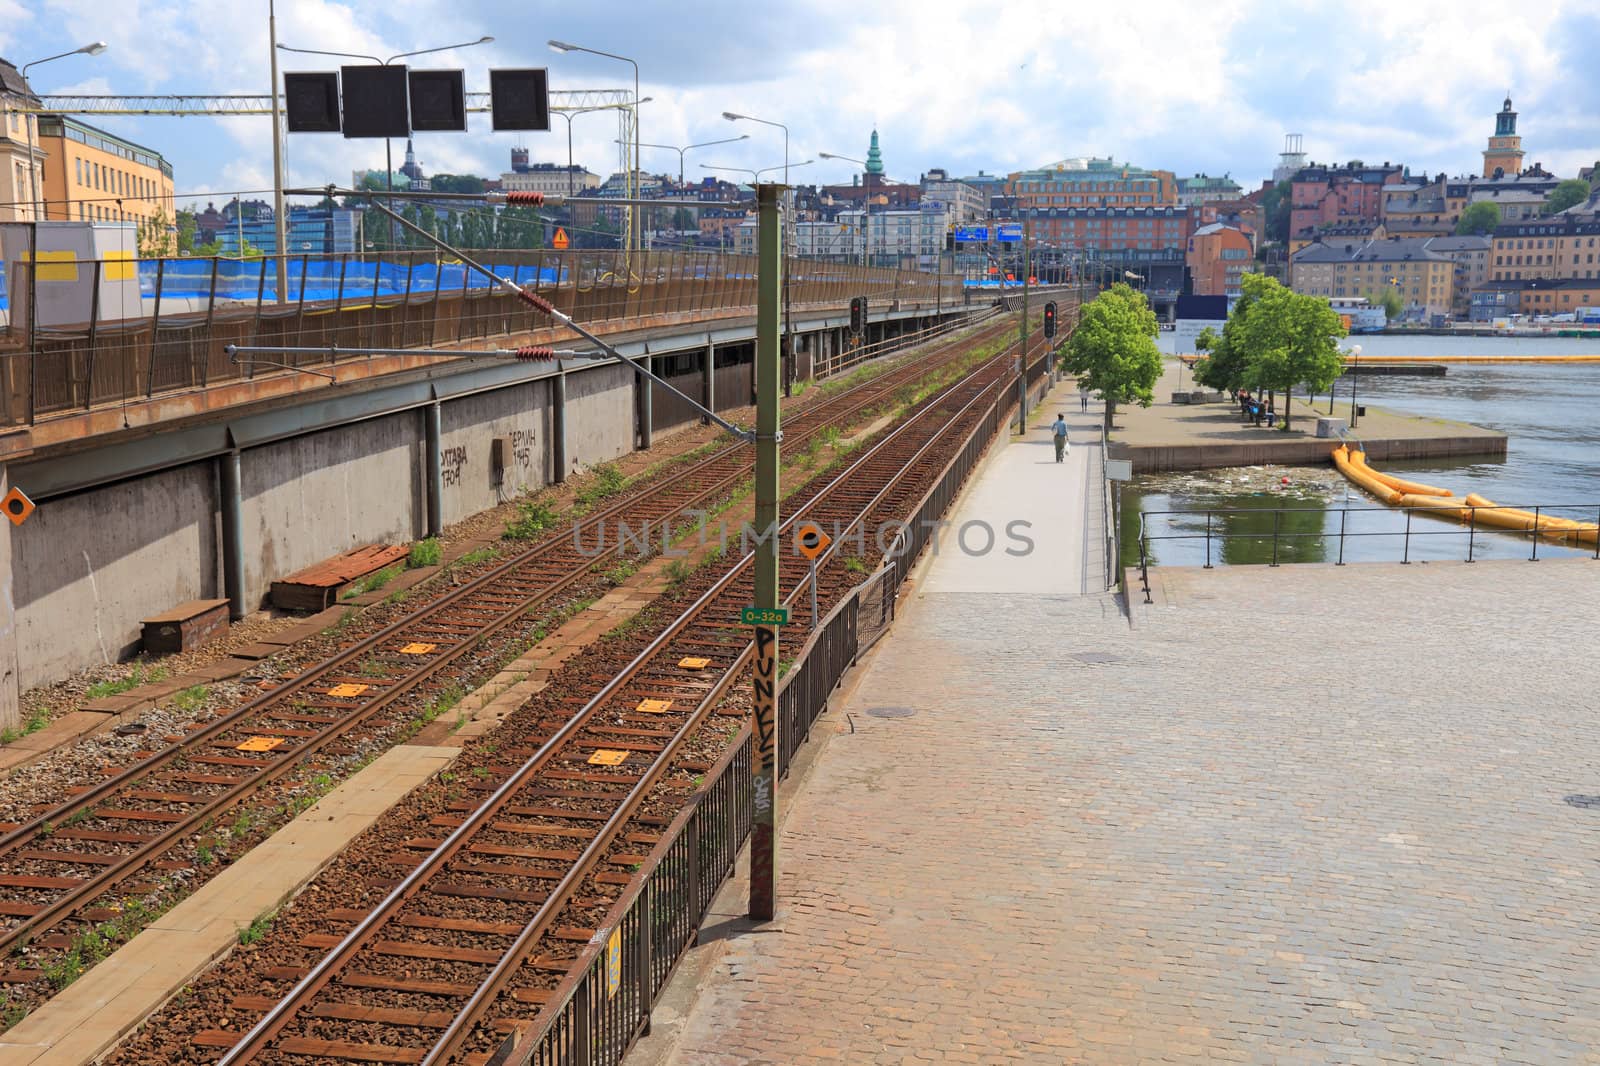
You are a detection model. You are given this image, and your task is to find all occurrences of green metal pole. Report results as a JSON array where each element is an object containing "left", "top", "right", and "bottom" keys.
[
  {"left": 1017, "top": 211, "right": 1031, "bottom": 434},
  {"left": 749, "top": 183, "right": 782, "bottom": 922}
]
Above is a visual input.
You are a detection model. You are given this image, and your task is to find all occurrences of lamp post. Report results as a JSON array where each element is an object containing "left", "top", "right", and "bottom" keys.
[
  {"left": 702, "top": 159, "right": 810, "bottom": 396},
  {"left": 278, "top": 36, "right": 493, "bottom": 250},
  {"left": 21, "top": 41, "right": 107, "bottom": 221},
  {"left": 549, "top": 40, "right": 640, "bottom": 252},
  {"left": 818, "top": 151, "right": 873, "bottom": 267},
  {"left": 556, "top": 100, "right": 648, "bottom": 205},
  {"left": 1347, "top": 343, "right": 1363, "bottom": 428},
  {"left": 631, "top": 135, "right": 748, "bottom": 186}
]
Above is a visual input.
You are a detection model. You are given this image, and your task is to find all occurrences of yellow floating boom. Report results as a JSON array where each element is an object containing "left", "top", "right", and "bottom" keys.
[{"left": 1332, "top": 447, "right": 1599, "bottom": 546}]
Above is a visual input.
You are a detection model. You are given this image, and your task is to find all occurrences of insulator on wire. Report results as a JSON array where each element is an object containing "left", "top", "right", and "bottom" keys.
[
  {"left": 513, "top": 346, "right": 556, "bottom": 361},
  {"left": 502, "top": 191, "right": 546, "bottom": 206},
  {"left": 516, "top": 289, "right": 556, "bottom": 315}
]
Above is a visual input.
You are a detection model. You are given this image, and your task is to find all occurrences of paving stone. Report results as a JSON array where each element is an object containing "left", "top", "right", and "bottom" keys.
[{"left": 640, "top": 397, "right": 1600, "bottom": 1065}]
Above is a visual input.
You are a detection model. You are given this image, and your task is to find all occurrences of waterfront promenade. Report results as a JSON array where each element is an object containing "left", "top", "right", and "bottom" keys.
[
  {"left": 1115, "top": 360, "right": 1506, "bottom": 472},
  {"left": 630, "top": 388, "right": 1600, "bottom": 1064}
]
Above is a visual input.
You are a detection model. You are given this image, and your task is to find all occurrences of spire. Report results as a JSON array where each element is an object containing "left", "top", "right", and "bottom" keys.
[{"left": 864, "top": 129, "right": 884, "bottom": 176}]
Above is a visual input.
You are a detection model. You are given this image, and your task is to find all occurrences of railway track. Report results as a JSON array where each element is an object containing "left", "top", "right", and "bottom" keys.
[
  {"left": 0, "top": 311, "right": 1014, "bottom": 1003},
  {"left": 182, "top": 330, "right": 1052, "bottom": 1065}
]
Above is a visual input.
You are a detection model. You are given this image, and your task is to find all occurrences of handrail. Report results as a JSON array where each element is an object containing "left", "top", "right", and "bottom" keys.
[{"left": 1137, "top": 501, "right": 1600, "bottom": 573}]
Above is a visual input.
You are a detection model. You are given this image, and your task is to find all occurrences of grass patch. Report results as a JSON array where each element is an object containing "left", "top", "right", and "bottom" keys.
[
  {"left": 843, "top": 555, "right": 868, "bottom": 575},
  {"left": 408, "top": 537, "right": 441, "bottom": 568},
  {"left": 664, "top": 558, "right": 695, "bottom": 588},
  {"left": 456, "top": 546, "right": 500, "bottom": 568},
  {"left": 169, "top": 685, "right": 209, "bottom": 714},
  {"left": 84, "top": 663, "right": 168, "bottom": 701},
  {"left": 574, "top": 462, "right": 627, "bottom": 510},
  {"left": 505, "top": 499, "right": 560, "bottom": 541},
  {"left": 0, "top": 706, "right": 50, "bottom": 746},
  {"left": 236, "top": 908, "right": 276, "bottom": 946},
  {"left": 342, "top": 563, "right": 404, "bottom": 600},
  {"left": 41, "top": 898, "right": 162, "bottom": 991}
]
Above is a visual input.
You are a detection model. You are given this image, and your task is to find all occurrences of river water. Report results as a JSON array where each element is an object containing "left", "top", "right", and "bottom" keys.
[{"left": 1125, "top": 334, "right": 1600, "bottom": 567}]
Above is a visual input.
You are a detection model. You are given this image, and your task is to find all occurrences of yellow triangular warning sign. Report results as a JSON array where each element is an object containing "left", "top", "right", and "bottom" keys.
[{"left": 553, "top": 227, "right": 570, "bottom": 250}]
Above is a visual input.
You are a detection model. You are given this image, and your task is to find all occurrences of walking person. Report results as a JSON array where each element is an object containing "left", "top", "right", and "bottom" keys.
[
  {"left": 1079, "top": 389, "right": 1089, "bottom": 414},
  {"left": 1051, "top": 412, "right": 1070, "bottom": 463}
]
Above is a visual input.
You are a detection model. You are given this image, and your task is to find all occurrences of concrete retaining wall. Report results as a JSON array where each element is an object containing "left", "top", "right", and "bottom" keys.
[
  {"left": 13, "top": 461, "right": 220, "bottom": 688},
  {"left": 1116, "top": 434, "right": 1509, "bottom": 473},
  {"left": 240, "top": 411, "right": 424, "bottom": 608},
  {"left": 438, "top": 381, "right": 551, "bottom": 523}
]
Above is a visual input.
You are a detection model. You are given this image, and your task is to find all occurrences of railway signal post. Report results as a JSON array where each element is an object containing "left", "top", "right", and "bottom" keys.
[{"left": 751, "top": 182, "right": 783, "bottom": 921}]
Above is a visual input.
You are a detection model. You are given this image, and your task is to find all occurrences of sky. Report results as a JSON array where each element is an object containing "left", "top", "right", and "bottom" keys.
[{"left": 3, "top": 0, "right": 1598, "bottom": 212}]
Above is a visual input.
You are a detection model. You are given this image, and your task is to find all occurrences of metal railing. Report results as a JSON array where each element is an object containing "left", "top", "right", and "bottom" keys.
[
  {"left": 501, "top": 350, "right": 1021, "bottom": 1066},
  {"left": 1135, "top": 502, "right": 1600, "bottom": 603},
  {"left": 0, "top": 248, "right": 967, "bottom": 427}
]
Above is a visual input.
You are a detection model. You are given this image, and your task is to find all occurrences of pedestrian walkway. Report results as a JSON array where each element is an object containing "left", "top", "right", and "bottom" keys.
[{"left": 629, "top": 383, "right": 1600, "bottom": 1065}]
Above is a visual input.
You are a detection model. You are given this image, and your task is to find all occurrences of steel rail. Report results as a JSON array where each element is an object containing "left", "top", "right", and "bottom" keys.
[
  {"left": 218, "top": 334, "right": 1034, "bottom": 1064},
  {"left": 0, "top": 314, "right": 1008, "bottom": 963}
]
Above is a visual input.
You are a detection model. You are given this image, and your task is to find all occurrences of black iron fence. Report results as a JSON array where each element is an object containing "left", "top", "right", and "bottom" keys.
[
  {"left": 501, "top": 353, "right": 1021, "bottom": 1066},
  {"left": 1134, "top": 503, "right": 1600, "bottom": 603}
]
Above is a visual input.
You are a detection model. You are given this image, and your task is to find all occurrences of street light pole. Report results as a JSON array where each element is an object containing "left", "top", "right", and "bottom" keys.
[
  {"left": 549, "top": 41, "right": 640, "bottom": 252},
  {"left": 20, "top": 41, "right": 107, "bottom": 222},
  {"left": 1348, "top": 344, "right": 1363, "bottom": 428},
  {"left": 632, "top": 136, "right": 748, "bottom": 186},
  {"left": 268, "top": 1, "right": 287, "bottom": 297},
  {"left": 725, "top": 113, "right": 792, "bottom": 393}
]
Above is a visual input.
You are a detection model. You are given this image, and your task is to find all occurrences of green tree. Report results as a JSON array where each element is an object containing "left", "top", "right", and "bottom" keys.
[
  {"left": 138, "top": 210, "right": 175, "bottom": 257},
  {"left": 1222, "top": 274, "right": 1347, "bottom": 432},
  {"left": 1365, "top": 286, "right": 1404, "bottom": 320},
  {"left": 174, "top": 208, "right": 199, "bottom": 255},
  {"left": 430, "top": 173, "right": 486, "bottom": 195},
  {"left": 1541, "top": 178, "right": 1592, "bottom": 216},
  {"left": 1456, "top": 201, "right": 1500, "bottom": 236},
  {"left": 1060, "top": 282, "right": 1163, "bottom": 432},
  {"left": 1260, "top": 180, "right": 1293, "bottom": 244},
  {"left": 1191, "top": 275, "right": 1271, "bottom": 395},
  {"left": 195, "top": 236, "right": 266, "bottom": 258}
]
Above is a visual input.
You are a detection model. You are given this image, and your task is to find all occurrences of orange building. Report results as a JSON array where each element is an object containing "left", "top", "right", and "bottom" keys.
[
  {"left": 36, "top": 115, "right": 174, "bottom": 249},
  {"left": 1187, "top": 223, "right": 1253, "bottom": 297}
]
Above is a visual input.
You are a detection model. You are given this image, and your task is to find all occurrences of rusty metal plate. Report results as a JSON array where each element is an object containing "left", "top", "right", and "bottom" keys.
[
  {"left": 587, "top": 750, "right": 628, "bottom": 766},
  {"left": 677, "top": 657, "right": 711, "bottom": 670},
  {"left": 400, "top": 642, "right": 438, "bottom": 655},
  {"left": 635, "top": 698, "right": 673, "bottom": 714},
  {"left": 327, "top": 683, "right": 369, "bottom": 698},
  {"left": 865, "top": 706, "right": 916, "bottom": 719},
  {"left": 236, "top": 735, "right": 286, "bottom": 752}
]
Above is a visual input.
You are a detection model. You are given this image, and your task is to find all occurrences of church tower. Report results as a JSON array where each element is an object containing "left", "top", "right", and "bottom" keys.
[{"left": 1482, "top": 96, "right": 1524, "bottom": 179}]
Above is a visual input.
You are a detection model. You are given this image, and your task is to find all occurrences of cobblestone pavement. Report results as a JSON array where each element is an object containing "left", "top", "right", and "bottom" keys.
[{"left": 650, "top": 545, "right": 1600, "bottom": 1063}]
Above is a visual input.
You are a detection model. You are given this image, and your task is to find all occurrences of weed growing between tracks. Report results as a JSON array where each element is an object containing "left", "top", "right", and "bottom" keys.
[{"left": 0, "top": 706, "right": 50, "bottom": 746}]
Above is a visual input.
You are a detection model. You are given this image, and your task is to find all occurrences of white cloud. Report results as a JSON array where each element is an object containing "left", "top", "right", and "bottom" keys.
[{"left": 5, "top": 0, "right": 1596, "bottom": 202}]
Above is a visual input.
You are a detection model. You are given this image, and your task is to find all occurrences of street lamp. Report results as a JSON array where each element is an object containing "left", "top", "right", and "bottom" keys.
[
  {"left": 700, "top": 160, "right": 813, "bottom": 185},
  {"left": 1347, "top": 344, "right": 1363, "bottom": 428},
  {"left": 21, "top": 41, "right": 107, "bottom": 221},
  {"left": 627, "top": 135, "right": 748, "bottom": 186},
  {"left": 278, "top": 36, "right": 493, "bottom": 248},
  {"left": 550, "top": 40, "right": 641, "bottom": 251},
  {"left": 819, "top": 151, "right": 874, "bottom": 267},
  {"left": 557, "top": 99, "right": 649, "bottom": 197}
]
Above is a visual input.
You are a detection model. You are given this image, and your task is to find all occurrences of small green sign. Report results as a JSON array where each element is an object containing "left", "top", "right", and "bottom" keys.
[{"left": 741, "top": 606, "right": 790, "bottom": 626}]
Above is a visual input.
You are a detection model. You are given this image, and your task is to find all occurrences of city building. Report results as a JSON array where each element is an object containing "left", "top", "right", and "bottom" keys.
[
  {"left": 1470, "top": 277, "right": 1600, "bottom": 320},
  {"left": 698, "top": 206, "right": 748, "bottom": 246},
  {"left": 1482, "top": 96, "right": 1525, "bottom": 179},
  {"left": 1382, "top": 169, "right": 1565, "bottom": 236},
  {"left": 500, "top": 160, "right": 600, "bottom": 197},
  {"left": 1026, "top": 204, "right": 1192, "bottom": 263},
  {"left": 212, "top": 206, "right": 359, "bottom": 255},
  {"left": 36, "top": 115, "right": 175, "bottom": 240},
  {"left": 1175, "top": 173, "right": 1243, "bottom": 206},
  {"left": 0, "top": 58, "right": 43, "bottom": 222},
  {"left": 1190, "top": 198, "right": 1265, "bottom": 248},
  {"left": 954, "top": 171, "right": 1008, "bottom": 213},
  {"left": 1007, "top": 157, "right": 1177, "bottom": 211},
  {"left": 1488, "top": 199, "right": 1600, "bottom": 283},
  {"left": 1289, "top": 162, "right": 1407, "bottom": 251},
  {"left": 920, "top": 168, "right": 985, "bottom": 224},
  {"left": 397, "top": 139, "right": 428, "bottom": 191},
  {"left": 1290, "top": 237, "right": 1455, "bottom": 319},
  {"left": 1419, "top": 234, "right": 1492, "bottom": 315},
  {"left": 1186, "top": 222, "right": 1253, "bottom": 297}
]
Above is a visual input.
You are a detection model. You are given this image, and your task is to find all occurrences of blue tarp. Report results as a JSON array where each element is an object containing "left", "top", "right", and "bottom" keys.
[{"left": 0, "top": 258, "right": 571, "bottom": 312}]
